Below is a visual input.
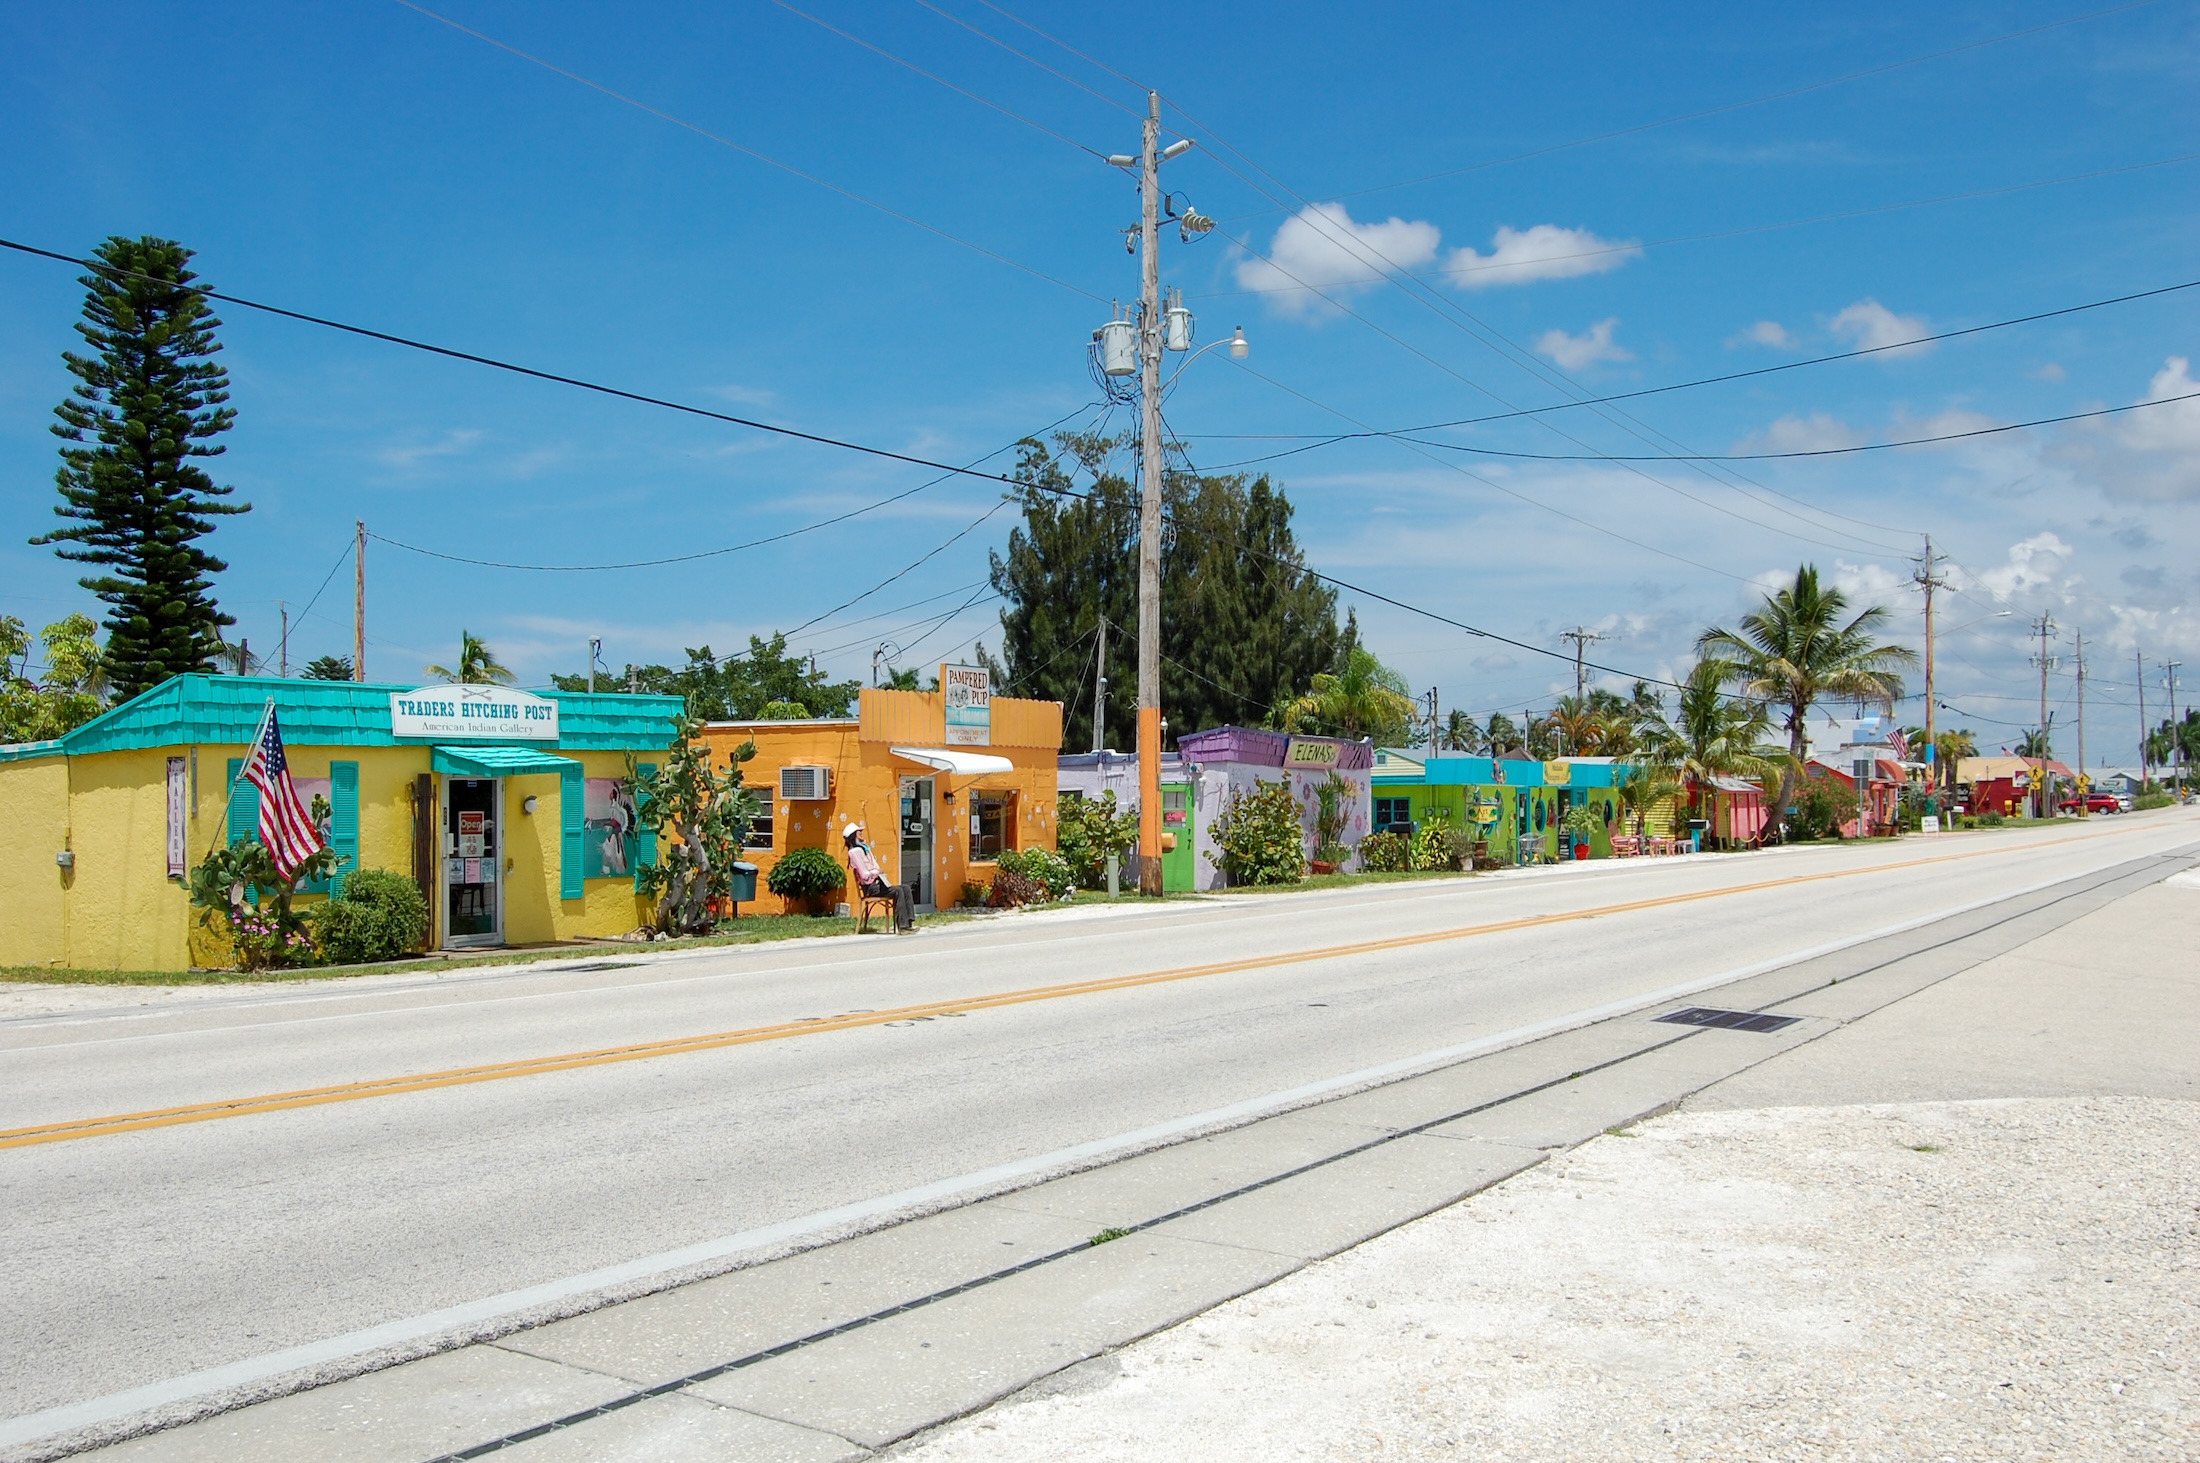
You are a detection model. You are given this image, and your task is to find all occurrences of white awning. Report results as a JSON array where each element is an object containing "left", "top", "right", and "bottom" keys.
[{"left": 890, "top": 746, "right": 1015, "bottom": 775}]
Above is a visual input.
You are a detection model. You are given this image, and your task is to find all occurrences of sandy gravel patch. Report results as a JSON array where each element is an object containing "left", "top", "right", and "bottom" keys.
[{"left": 900, "top": 1097, "right": 2197, "bottom": 1462}]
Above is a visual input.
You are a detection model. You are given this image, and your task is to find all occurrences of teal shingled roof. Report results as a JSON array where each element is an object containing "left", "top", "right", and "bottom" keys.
[{"left": 2, "top": 675, "right": 682, "bottom": 761}]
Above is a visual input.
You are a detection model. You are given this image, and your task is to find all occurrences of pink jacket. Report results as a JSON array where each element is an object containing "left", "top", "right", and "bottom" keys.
[{"left": 847, "top": 842, "right": 886, "bottom": 887}]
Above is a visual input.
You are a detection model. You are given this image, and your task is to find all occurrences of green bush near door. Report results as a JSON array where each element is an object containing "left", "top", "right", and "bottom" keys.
[{"left": 310, "top": 869, "right": 430, "bottom": 965}]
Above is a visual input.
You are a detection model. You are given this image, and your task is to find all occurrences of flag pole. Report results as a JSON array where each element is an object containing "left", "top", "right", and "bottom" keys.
[{"left": 203, "top": 699, "right": 277, "bottom": 863}]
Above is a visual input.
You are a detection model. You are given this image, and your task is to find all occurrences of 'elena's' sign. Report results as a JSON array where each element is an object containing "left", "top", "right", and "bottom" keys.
[
  {"left": 1284, "top": 737, "right": 1342, "bottom": 769},
  {"left": 391, "top": 686, "right": 559, "bottom": 741}
]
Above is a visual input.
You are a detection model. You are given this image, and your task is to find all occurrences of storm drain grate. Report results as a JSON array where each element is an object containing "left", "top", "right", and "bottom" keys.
[{"left": 1655, "top": 1006, "right": 1801, "bottom": 1034}]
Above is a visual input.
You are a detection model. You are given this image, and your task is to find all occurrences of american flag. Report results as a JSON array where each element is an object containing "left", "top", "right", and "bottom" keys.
[
  {"left": 242, "top": 705, "right": 325, "bottom": 878},
  {"left": 1888, "top": 726, "right": 1910, "bottom": 761}
]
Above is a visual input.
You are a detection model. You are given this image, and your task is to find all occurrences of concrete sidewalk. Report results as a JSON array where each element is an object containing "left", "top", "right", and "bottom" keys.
[{"left": 893, "top": 874, "right": 2200, "bottom": 1461}]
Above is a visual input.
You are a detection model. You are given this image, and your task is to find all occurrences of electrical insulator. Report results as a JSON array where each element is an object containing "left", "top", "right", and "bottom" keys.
[{"left": 1096, "top": 318, "right": 1136, "bottom": 377}]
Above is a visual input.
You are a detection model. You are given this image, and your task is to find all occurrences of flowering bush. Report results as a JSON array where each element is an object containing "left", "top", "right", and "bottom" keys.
[
  {"left": 986, "top": 869, "right": 1047, "bottom": 908},
  {"left": 995, "top": 847, "right": 1075, "bottom": 900},
  {"left": 1209, "top": 779, "right": 1305, "bottom": 887},
  {"left": 186, "top": 835, "right": 335, "bottom": 972}
]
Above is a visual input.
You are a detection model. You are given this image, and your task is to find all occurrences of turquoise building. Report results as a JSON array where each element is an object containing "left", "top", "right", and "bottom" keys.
[{"left": 1370, "top": 753, "right": 1627, "bottom": 862}]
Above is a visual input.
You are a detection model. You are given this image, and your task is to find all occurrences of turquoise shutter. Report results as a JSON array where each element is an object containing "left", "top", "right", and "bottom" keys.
[
  {"left": 559, "top": 764, "right": 584, "bottom": 899},
  {"left": 225, "top": 759, "right": 261, "bottom": 847},
  {"left": 634, "top": 763, "right": 658, "bottom": 891},
  {"left": 329, "top": 762, "right": 359, "bottom": 896}
]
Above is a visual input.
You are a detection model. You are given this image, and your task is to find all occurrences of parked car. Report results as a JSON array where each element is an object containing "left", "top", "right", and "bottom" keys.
[
  {"left": 2057, "top": 791, "right": 2121, "bottom": 814},
  {"left": 2117, "top": 792, "right": 2133, "bottom": 811}
]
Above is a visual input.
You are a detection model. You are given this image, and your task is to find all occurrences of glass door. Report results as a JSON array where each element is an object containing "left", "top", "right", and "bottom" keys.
[
  {"left": 899, "top": 777, "right": 934, "bottom": 912},
  {"left": 443, "top": 777, "right": 504, "bottom": 947}
]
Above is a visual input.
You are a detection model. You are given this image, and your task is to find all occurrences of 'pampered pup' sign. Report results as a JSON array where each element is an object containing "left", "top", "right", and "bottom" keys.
[{"left": 391, "top": 685, "right": 560, "bottom": 741}]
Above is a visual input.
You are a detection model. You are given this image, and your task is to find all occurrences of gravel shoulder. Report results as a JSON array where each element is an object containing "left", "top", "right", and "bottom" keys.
[{"left": 895, "top": 1095, "right": 2197, "bottom": 1463}]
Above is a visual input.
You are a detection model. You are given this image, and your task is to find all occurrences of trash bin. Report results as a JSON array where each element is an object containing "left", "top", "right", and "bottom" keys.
[{"left": 727, "top": 860, "right": 759, "bottom": 914}]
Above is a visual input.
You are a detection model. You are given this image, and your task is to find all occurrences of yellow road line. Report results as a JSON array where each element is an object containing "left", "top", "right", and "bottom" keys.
[{"left": 0, "top": 829, "right": 2133, "bottom": 1151}]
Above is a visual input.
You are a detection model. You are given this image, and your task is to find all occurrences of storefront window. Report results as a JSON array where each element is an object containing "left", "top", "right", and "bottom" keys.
[
  {"left": 971, "top": 792, "right": 1014, "bottom": 859},
  {"left": 744, "top": 809, "right": 773, "bottom": 849},
  {"left": 1373, "top": 796, "right": 1412, "bottom": 836}
]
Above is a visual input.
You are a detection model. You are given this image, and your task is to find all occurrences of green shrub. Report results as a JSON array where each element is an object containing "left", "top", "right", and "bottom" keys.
[
  {"left": 1358, "top": 830, "right": 1412, "bottom": 873},
  {"left": 1975, "top": 809, "right": 2006, "bottom": 828},
  {"left": 767, "top": 845, "right": 845, "bottom": 911},
  {"left": 1412, "top": 814, "right": 1471, "bottom": 871},
  {"left": 1057, "top": 791, "right": 1140, "bottom": 889},
  {"left": 2134, "top": 791, "right": 2175, "bottom": 810},
  {"left": 310, "top": 866, "right": 429, "bottom": 959},
  {"left": 1785, "top": 778, "right": 1852, "bottom": 840},
  {"left": 996, "top": 847, "right": 1075, "bottom": 900},
  {"left": 1210, "top": 779, "right": 1305, "bottom": 887},
  {"left": 311, "top": 868, "right": 430, "bottom": 965}
]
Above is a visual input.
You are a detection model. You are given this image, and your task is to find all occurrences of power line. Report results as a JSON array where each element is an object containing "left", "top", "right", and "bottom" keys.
[
  {"left": 1212, "top": 389, "right": 2200, "bottom": 466},
  {"left": 907, "top": 0, "right": 1142, "bottom": 118},
  {"left": 768, "top": 0, "right": 1109, "bottom": 159},
  {"left": 388, "top": 0, "right": 1104, "bottom": 302},
  {"left": 1185, "top": 276, "right": 2200, "bottom": 444},
  {"left": 1319, "top": 0, "right": 2171, "bottom": 207}
]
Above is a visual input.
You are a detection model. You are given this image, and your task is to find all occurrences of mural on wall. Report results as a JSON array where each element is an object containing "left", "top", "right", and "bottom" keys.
[{"left": 584, "top": 777, "right": 637, "bottom": 878}]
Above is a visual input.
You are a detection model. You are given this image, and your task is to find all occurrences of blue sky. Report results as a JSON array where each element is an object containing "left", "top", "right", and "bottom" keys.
[{"left": 2, "top": 1, "right": 2194, "bottom": 764}]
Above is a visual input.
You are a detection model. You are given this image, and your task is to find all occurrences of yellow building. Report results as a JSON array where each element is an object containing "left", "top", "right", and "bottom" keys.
[
  {"left": 705, "top": 679, "right": 1061, "bottom": 914},
  {"left": 0, "top": 675, "right": 684, "bottom": 971}
]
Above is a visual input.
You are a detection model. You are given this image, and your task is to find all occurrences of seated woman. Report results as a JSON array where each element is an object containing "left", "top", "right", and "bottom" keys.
[{"left": 842, "top": 821, "right": 914, "bottom": 932}]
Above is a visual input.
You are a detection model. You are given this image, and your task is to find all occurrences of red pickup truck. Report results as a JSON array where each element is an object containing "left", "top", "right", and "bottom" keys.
[{"left": 2057, "top": 791, "right": 2121, "bottom": 814}]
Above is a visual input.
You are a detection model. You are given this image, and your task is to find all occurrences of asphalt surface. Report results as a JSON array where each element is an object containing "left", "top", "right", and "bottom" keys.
[{"left": 3, "top": 811, "right": 2193, "bottom": 1444}]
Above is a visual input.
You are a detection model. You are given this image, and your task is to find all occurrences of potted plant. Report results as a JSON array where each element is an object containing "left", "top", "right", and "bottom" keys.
[
  {"left": 1561, "top": 804, "right": 1603, "bottom": 860},
  {"left": 1311, "top": 774, "right": 1352, "bottom": 874}
]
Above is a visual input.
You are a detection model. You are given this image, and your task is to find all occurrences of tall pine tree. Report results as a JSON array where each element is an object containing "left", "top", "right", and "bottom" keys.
[
  {"left": 34, "top": 236, "right": 247, "bottom": 701},
  {"left": 985, "top": 432, "right": 1344, "bottom": 750}
]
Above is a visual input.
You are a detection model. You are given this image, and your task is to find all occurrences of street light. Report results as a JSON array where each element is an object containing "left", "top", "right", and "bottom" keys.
[{"left": 1162, "top": 325, "right": 1249, "bottom": 394}]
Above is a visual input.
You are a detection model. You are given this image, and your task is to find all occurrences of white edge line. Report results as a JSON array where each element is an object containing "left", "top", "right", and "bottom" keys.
[{"left": 0, "top": 852, "right": 2165, "bottom": 1450}]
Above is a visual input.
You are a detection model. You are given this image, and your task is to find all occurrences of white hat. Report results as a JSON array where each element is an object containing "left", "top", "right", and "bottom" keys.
[{"left": 842, "top": 822, "right": 862, "bottom": 840}]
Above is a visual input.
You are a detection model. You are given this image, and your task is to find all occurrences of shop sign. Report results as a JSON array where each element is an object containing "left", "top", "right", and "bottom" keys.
[
  {"left": 391, "top": 685, "right": 558, "bottom": 741},
  {"left": 166, "top": 757, "right": 187, "bottom": 878},
  {"left": 1544, "top": 759, "right": 1572, "bottom": 785},
  {"left": 942, "top": 663, "right": 991, "bottom": 746},
  {"left": 1284, "top": 737, "right": 1341, "bottom": 769}
]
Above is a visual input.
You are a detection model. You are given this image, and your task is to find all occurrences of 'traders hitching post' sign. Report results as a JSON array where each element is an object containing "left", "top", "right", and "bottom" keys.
[{"left": 391, "top": 685, "right": 560, "bottom": 741}]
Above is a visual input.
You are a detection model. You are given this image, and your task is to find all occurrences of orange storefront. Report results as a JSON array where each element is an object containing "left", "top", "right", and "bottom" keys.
[{"left": 702, "top": 681, "right": 1061, "bottom": 914}]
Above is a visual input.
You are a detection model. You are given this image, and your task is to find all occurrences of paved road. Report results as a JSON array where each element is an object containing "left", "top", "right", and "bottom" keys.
[{"left": 2, "top": 811, "right": 2193, "bottom": 1446}]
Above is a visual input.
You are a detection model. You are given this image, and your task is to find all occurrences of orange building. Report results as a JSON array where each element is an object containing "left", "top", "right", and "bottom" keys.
[{"left": 701, "top": 678, "right": 1061, "bottom": 915}]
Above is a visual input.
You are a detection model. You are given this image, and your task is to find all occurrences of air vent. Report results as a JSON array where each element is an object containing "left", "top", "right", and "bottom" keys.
[{"left": 779, "top": 765, "right": 832, "bottom": 801}]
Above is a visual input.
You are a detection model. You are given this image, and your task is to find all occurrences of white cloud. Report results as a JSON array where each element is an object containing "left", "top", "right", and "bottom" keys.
[
  {"left": 2032, "top": 362, "right": 2067, "bottom": 382},
  {"left": 1737, "top": 412, "right": 1867, "bottom": 454},
  {"left": 2118, "top": 356, "right": 2200, "bottom": 456},
  {"left": 1443, "top": 224, "right": 1640, "bottom": 290},
  {"left": 1973, "top": 532, "right": 2073, "bottom": 601},
  {"left": 1826, "top": 299, "right": 1933, "bottom": 357},
  {"left": 1535, "top": 318, "right": 1633, "bottom": 370},
  {"left": 376, "top": 429, "right": 482, "bottom": 470},
  {"left": 2052, "top": 356, "right": 2200, "bottom": 500},
  {"left": 1731, "top": 320, "right": 1794, "bottom": 349},
  {"left": 1236, "top": 202, "right": 1440, "bottom": 315},
  {"left": 1830, "top": 559, "right": 1905, "bottom": 600}
]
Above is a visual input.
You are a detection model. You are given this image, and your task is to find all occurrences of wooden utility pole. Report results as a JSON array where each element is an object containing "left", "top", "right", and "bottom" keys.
[
  {"left": 278, "top": 602, "right": 289, "bottom": 678},
  {"left": 2136, "top": 648, "right": 2147, "bottom": 788},
  {"left": 1912, "top": 536, "right": 1946, "bottom": 789},
  {"left": 1558, "top": 627, "right": 1606, "bottom": 701},
  {"left": 1134, "top": 91, "right": 1166, "bottom": 896},
  {"left": 352, "top": 520, "right": 366, "bottom": 682},
  {"left": 2074, "top": 629, "right": 2087, "bottom": 814},
  {"left": 1091, "top": 616, "right": 1108, "bottom": 754},
  {"left": 2030, "top": 614, "right": 2057, "bottom": 816}
]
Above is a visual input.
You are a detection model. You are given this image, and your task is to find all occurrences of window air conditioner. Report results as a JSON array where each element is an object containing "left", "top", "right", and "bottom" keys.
[{"left": 779, "top": 765, "right": 832, "bottom": 801}]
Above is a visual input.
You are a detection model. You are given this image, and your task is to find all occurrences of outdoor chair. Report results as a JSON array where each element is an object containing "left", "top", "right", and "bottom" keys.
[{"left": 856, "top": 888, "right": 900, "bottom": 933}]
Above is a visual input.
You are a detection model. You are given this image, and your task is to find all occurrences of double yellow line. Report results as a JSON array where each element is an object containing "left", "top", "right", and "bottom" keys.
[{"left": 0, "top": 831, "right": 2120, "bottom": 1151}]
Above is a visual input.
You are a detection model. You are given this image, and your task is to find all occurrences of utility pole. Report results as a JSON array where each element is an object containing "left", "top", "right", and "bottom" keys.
[
  {"left": 2074, "top": 629, "right": 2087, "bottom": 815},
  {"left": 1558, "top": 627, "right": 1606, "bottom": 702},
  {"left": 2135, "top": 648, "right": 2147, "bottom": 788},
  {"left": 1133, "top": 93, "right": 1167, "bottom": 896},
  {"left": 1424, "top": 688, "right": 1440, "bottom": 757},
  {"left": 1912, "top": 536, "right": 1946, "bottom": 793},
  {"left": 352, "top": 520, "right": 367, "bottom": 682},
  {"left": 2030, "top": 614, "right": 2057, "bottom": 817},
  {"left": 2165, "top": 660, "right": 2186, "bottom": 793},
  {"left": 588, "top": 638, "right": 601, "bottom": 694},
  {"left": 278, "top": 602, "right": 289, "bottom": 679},
  {"left": 1091, "top": 616, "right": 1109, "bottom": 753}
]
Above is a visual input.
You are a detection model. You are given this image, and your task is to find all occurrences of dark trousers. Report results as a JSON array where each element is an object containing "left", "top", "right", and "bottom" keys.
[{"left": 862, "top": 877, "right": 914, "bottom": 930}]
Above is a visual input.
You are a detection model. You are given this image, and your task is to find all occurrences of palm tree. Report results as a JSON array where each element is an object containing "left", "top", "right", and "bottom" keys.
[
  {"left": 426, "top": 630, "right": 515, "bottom": 686},
  {"left": 1281, "top": 646, "right": 1418, "bottom": 744},
  {"left": 2015, "top": 727, "right": 2050, "bottom": 758},
  {"left": 1439, "top": 708, "right": 1481, "bottom": 752},
  {"left": 1698, "top": 565, "right": 1916, "bottom": 830},
  {"left": 1547, "top": 695, "right": 1606, "bottom": 756},
  {"left": 1932, "top": 728, "right": 1977, "bottom": 793},
  {"left": 1649, "top": 658, "right": 1777, "bottom": 832},
  {"left": 1484, "top": 711, "right": 1522, "bottom": 756}
]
